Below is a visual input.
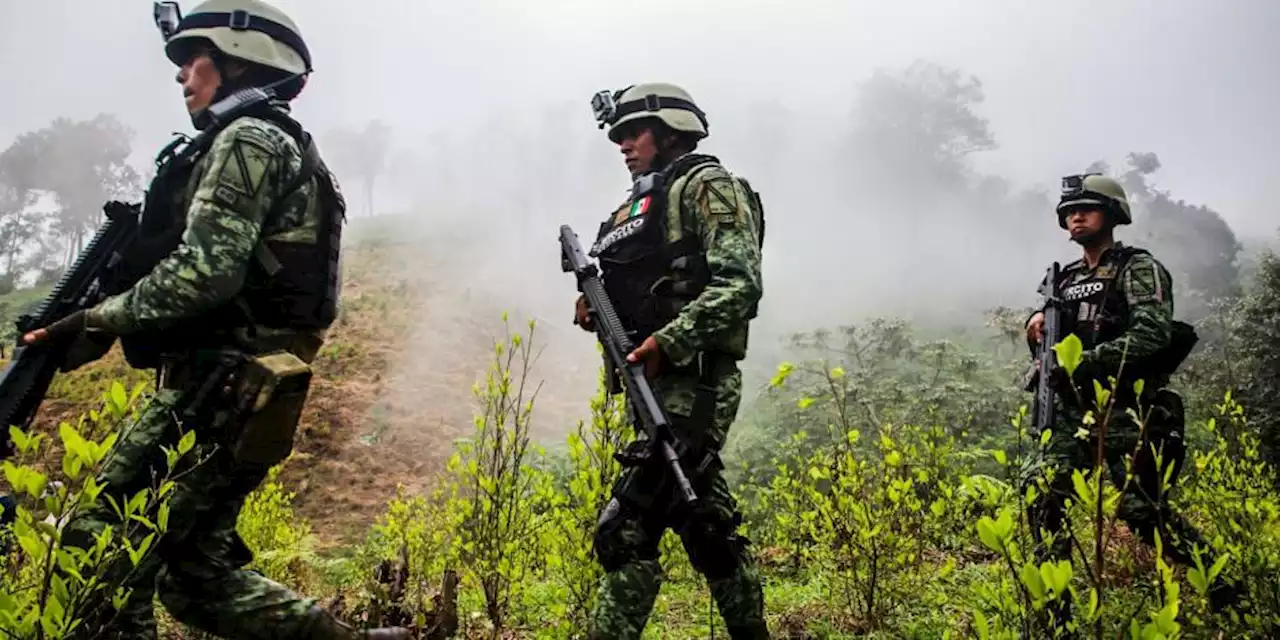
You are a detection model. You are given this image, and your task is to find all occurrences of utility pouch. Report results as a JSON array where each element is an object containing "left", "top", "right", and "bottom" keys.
[{"left": 229, "top": 351, "right": 313, "bottom": 465}]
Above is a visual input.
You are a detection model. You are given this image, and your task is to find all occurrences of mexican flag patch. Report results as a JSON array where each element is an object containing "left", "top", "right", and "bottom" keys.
[{"left": 628, "top": 196, "right": 651, "bottom": 218}]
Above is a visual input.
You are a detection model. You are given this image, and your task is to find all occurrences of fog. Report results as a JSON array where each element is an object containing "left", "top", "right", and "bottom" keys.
[{"left": 2, "top": 0, "right": 1279, "bottom": 438}]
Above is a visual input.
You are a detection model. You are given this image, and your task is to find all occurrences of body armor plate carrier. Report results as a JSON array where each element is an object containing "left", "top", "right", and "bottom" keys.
[
  {"left": 589, "top": 153, "right": 764, "bottom": 346},
  {"left": 102, "top": 98, "right": 344, "bottom": 368}
]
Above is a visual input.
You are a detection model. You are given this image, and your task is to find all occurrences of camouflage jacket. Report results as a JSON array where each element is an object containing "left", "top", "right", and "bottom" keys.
[
  {"left": 86, "top": 110, "right": 342, "bottom": 359},
  {"left": 649, "top": 160, "right": 764, "bottom": 370}
]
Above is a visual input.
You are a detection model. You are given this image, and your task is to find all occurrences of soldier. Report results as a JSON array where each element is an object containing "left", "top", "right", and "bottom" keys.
[
  {"left": 1023, "top": 173, "right": 1238, "bottom": 627},
  {"left": 575, "top": 83, "right": 769, "bottom": 639},
  {"left": 19, "top": 1, "right": 407, "bottom": 638}
]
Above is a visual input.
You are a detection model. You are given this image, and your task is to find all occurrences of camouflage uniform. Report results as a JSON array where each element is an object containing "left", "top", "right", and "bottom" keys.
[
  {"left": 62, "top": 113, "right": 351, "bottom": 639},
  {"left": 1023, "top": 243, "right": 1212, "bottom": 566},
  {"left": 586, "top": 83, "right": 768, "bottom": 639},
  {"left": 51, "top": 1, "right": 400, "bottom": 638}
]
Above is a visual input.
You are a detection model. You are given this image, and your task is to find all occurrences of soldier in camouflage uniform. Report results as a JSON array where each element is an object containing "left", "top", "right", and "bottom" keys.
[
  {"left": 574, "top": 83, "right": 769, "bottom": 639},
  {"left": 1023, "top": 173, "right": 1237, "bottom": 625},
  {"left": 20, "top": 1, "right": 407, "bottom": 638}
]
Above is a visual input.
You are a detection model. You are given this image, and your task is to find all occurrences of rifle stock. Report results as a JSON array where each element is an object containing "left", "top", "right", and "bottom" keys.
[
  {"left": 0, "top": 201, "right": 140, "bottom": 457},
  {"left": 559, "top": 224, "right": 698, "bottom": 505}
]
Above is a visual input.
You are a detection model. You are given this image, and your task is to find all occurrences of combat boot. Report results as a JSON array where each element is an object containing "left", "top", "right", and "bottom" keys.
[
  {"left": 1209, "top": 579, "right": 1244, "bottom": 614},
  {"left": 724, "top": 623, "right": 770, "bottom": 640}
]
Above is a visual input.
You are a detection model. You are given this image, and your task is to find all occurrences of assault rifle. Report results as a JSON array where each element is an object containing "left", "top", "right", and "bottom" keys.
[
  {"left": 0, "top": 201, "right": 140, "bottom": 457},
  {"left": 559, "top": 224, "right": 698, "bottom": 505},
  {"left": 1023, "top": 262, "right": 1063, "bottom": 433}
]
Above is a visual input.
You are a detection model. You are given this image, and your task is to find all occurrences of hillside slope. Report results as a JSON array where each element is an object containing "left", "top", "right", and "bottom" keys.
[{"left": 2, "top": 214, "right": 599, "bottom": 547}]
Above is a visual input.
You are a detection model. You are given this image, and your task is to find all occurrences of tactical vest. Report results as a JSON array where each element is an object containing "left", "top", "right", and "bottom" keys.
[
  {"left": 101, "top": 104, "right": 344, "bottom": 369},
  {"left": 589, "top": 153, "right": 764, "bottom": 346},
  {"left": 1057, "top": 245, "right": 1148, "bottom": 351},
  {"left": 1055, "top": 244, "right": 1197, "bottom": 388}
]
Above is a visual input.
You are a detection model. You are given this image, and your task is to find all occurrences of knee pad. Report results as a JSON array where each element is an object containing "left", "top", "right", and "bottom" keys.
[{"left": 593, "top": 498, "right": 656, "bottom": 573}]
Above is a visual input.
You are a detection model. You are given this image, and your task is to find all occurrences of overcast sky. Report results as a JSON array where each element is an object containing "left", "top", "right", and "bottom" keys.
[
  {"left": 1, "top": 0, "right": 1276, "bottom": 239},
  {"left": 2, "top": 0, "right": 1276, "bottom": 238}
]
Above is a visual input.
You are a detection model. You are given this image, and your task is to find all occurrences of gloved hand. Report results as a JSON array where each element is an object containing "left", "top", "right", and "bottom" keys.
[
  {"left": 20, "top": 310, "right": 92, "bottom": 346},
  {"left": 19, "top": 310, "right": 116, "bottom": 372}
]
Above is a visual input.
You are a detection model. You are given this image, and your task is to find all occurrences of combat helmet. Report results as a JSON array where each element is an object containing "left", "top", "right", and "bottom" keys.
[
  {"left": 592, "top": 83, "right": 709, "bottom": 143},
  {"left": 1056, "top": 173, "right": 1131, "bottom": 229},
  {"left": 153, "top": 0, "right": 311, "bottom": 78}
]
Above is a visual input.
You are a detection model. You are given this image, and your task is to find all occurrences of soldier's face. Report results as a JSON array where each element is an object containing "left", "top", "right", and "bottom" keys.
[
  {"left": 616, "top": 123, "right": 658, "bottom": 177},
  {"left": 1064, "top": 207, "right": 1106, "bottom": 241},
  {"left": 176, "top": 50, "right": 222, "bottom": 114}
]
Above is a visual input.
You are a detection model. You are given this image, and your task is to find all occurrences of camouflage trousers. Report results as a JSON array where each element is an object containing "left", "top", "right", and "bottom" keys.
[
  {"left": 589, "top": 362, "right": 768, "bottom": 640},
  {"left": 61, "top": 383, "right": 354, "bottom": 640},
  {"left": 1022, "top": 388, "right": 1212, "bottom": 567}
]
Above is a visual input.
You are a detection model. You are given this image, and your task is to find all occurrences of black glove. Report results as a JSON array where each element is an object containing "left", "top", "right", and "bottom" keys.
[{"left": 20, "top": 310, "right": 116, "bottom": 372}]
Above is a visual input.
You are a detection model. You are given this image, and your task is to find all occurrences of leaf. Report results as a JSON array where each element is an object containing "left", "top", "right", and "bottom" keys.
[
  {"left": 111, "top": 381, "right": 128, "bottom": 412},
  {"left": 973, "top": 609, "right": 990, "bottom": 640},
  {"left": 177, "top": 430, "right": 196, "bottom": 457},
  {"left": 770, "top": 362, "right": 794, "bottom": 388},
  {"left": 1020, "top": 563, "right": 1046, "bottom": 601},
  {"left": 797, "top": 397, "right": 815, "bottom": 410},
  {"left": 1092, "top": 379, "right": 1111, "bottom": 408},
  {"left": 992, "top": 450, "right": 1007, "bottom": 465},
  {"left": 977, "top": 518, "right": 1001, "bottom": 553},
  {"left": 1052, "top": 334, "right": 1083, "bottom": 376},
  {"left": 9, "top": 426, "right": 29, "bottom": 454}
]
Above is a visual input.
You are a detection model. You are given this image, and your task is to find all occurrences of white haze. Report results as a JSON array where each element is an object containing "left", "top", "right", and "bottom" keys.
[{"left": 2, "top": 0, "right": 1278, "bottom": 438}]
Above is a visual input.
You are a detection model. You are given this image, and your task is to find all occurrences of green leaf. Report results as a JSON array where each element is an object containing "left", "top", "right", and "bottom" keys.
[
  {"left": 1092, "top": 379, "right": 1111, "bottom": 408},
  {"left": 9, "top": 426, "right": 29, "bottom": 454},
  {"left": 992, "top": 450, "right": 1008, "bottom": 465},
  {"left": 1187, "top": 566, "right": 1207, "bottom": 594},
  {"left": 1052, "top": 334, "right": 1083, "bottom": 376},
  {"left": 177, "top": 430, "right": 196, "bottom": 457},
  {"left": 973, "top": 609, "right": 990, "bottom": 640},
  {"left": 977, "top": 518, "right": 1001, "bottom": 553},
  {"left": 1020, "top": 563, "right": 1046, "bottom": 601},
  {"left": 111, "top": 381, "right": 128, "bottom": 411},
  {"left": 769, "top": 362, "right": 794, "bottom": 388},
  {"left": 1071, "top": 470, "right": 1094, "bottom": 505}
]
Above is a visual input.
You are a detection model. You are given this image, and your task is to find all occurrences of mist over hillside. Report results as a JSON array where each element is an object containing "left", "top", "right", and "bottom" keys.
[{"left": 2, "top": 0, "right": 1277, "bottom": 440}]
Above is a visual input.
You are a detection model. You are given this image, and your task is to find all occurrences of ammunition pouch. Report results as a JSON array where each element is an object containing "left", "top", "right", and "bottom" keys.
[
  {"left": 226, "top": 351, "right": 313, "bottom": 466},
  {"left": 611, "top": 432, "right": 724, "bottom": 516},
  {"left": 611, "top": 350, "right": 729, "bottom": 513},
  {"left": 161, "top": 349, "right": 312, "bottom": 466},
  {"left": 1139, "top": 320, "right": 1198, "bottom": 376}
]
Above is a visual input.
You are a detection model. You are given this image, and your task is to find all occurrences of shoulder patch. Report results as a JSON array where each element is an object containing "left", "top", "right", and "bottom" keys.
[
  {"left": 698, "top": 174, "right": 742, "bottom": 226},
  {"left": 1123, "top": 255, "right": 1166, "bottom": 305},
  {"left": 208, "top": 122, "right": 284, "bottom": 209}
]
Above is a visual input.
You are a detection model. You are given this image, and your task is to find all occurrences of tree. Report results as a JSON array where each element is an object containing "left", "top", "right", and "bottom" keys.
[
  {"left": 323, "top": 119, "right": 392, "bottom": 217},
  {"left": 0, "top": 114, "right": 142, "bottom": 270},
  {"left": 847, "top": 59, "right": 997, "bottom": 196},
  {"left": 1117, "top": 152, "right": 1242, "bottom": 307},
  {"left": 1233, "top": 249, "right": 1280, "bottom": 470}
]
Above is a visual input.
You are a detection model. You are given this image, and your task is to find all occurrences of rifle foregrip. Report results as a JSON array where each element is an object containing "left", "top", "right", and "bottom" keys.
[{"left": 585, "top": 281, "right": 632, "bottom": 353}]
